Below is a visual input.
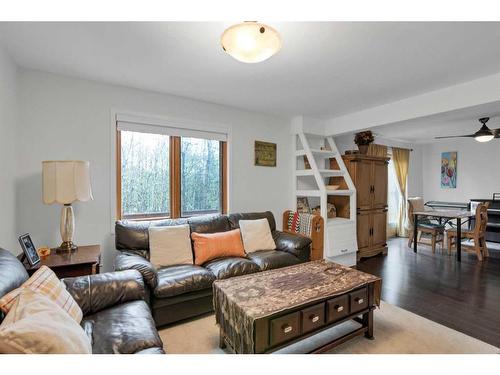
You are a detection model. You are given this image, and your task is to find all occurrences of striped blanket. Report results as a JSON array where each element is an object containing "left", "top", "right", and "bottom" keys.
[{"left": 287, "top": 211, "right": 314, "bottom": 237}]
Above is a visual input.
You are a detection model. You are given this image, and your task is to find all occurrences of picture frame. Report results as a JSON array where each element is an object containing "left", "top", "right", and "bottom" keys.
[
  {"left": 18, "top": 233, "right": 40, "bottom": 267},
  {"left": 296, "top": 197, "right": 310, "bottom": 213},
  {"left": 254, "top": 141, "right": 277, "bottom": 167},
  {"left": 441, "top": 151, "right": 457, "bottom": 189}
]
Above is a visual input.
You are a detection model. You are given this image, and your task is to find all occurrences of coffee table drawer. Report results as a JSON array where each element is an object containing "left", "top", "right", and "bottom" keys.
[
  {"left": 301, "top": 302, "right": 325, "bottom": 333},
  {"left": 270, "top": 311, "right": 300, "bottom": 346},
  {"left": 350, "top": 287, "right": 368, "bottom": 313},
  {"left": 327, "top": 295, "right": 349, "bottom": 323}
]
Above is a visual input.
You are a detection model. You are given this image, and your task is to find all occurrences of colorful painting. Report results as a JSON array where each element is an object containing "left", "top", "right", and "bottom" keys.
[{"left": 441, "top": 151, "right": 457, "bottom": 188}]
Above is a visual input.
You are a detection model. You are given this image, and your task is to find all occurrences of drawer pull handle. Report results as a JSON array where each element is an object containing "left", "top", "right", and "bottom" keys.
[
  {"left": 341, "top": 249, "right": 348, "bottom": 253},
  {"left": 335, "top": 305, "right": 344, "bottom": 312},
  {"left": 282, "top": 324, "right": 293, "bottom": 334},
  {"left": 310, "top": 315, "right": 319, "bottom": 323},
  {"left": 357, "top": 298, "right": 364, "bottom": 305}
]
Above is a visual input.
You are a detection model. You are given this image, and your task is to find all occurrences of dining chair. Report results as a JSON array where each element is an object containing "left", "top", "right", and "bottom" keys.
[
  {"left": 407, "top": 197, "right": 445, "bottom": 253},
  {"left": 446, "top": 203, "right": 489, "bottom": 261}
]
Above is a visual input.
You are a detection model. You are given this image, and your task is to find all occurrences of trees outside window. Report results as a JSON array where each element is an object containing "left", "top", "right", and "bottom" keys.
[
  {"left": 117, "top": 130, "right": 226, "bottom": 220},
  {"left": 181, "top": 137, "right": 221, "bottom": 217}
]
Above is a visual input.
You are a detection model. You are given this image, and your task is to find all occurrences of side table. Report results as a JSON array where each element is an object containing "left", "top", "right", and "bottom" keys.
[{"left": 18, "top": 244, "right": 101, "bottom": 278}]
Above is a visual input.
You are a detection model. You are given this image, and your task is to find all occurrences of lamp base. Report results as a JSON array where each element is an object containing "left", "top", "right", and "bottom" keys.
[
  {"left": 58, "top": 204, "right": 76, "bottom": 253},
  {"left": 56, "top": 241, "right": 78, "bottom": 253}
]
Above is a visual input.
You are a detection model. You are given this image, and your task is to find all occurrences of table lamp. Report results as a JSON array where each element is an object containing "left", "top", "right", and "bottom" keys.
[{"left": 42, "top": 160, "right": 93, "bottom": 252}]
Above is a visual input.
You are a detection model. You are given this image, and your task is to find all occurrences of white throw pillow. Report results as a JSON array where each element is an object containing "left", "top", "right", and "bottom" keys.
[
  {"left": 0, "top": 289, "right": 92, "bottom": 354},
  {"left": 149, "top": 224, "right": 193, "bottom": 268},
  {"left": 239, "top": 219, "right": 276, "bottom": 253}
]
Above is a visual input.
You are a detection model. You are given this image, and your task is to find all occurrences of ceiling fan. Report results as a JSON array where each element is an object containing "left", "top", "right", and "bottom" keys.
[{"left": 435, "top": 117, "right": 500, "bottom": 143}]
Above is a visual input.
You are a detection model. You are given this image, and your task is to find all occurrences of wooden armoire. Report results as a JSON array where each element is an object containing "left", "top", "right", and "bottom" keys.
[{"left": 340, "top": 154, "right": 389, "bottom": 260}]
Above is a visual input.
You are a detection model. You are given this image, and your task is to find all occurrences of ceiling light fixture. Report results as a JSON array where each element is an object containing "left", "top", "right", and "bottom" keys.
[
  {"left": 221, "top": 22, "right": 282, "bottom": 63},
  {"left": 474, "top": 123, "right": 495, "bottom": 142},
  {"left": 436, "top": 117, "right": 499, "bottom": 143}
]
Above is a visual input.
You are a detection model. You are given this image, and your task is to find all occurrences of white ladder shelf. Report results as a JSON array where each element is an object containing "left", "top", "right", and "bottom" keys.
[{"left": 294, "top": 131, "right": 358, "bottom": 266}]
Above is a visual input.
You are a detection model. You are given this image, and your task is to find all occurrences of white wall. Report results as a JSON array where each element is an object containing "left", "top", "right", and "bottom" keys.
[
  {"left": 0, "top": 47, "right": 18, "bottom": 253},
  {"left": 16, "top": 69, "right": 292, "bottom": 271},
  {"left": 422, "top": 138, "right": 500, "bottom": 203},
  {"left": 333, "top": 134, "right": 423, "bottom": 197}
]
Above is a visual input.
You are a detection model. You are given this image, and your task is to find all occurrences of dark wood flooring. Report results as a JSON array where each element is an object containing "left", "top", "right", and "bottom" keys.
[{"left": 357, "top": 237, "right": 500, "bottom": 348}]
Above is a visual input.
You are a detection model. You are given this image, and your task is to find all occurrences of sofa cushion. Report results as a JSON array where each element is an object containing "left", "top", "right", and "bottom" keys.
[
  {"left": 154, "top": 265, "right": 216, "bottom": 298},
  {"left": 0, "top": 265, "right": 83, "bottom": 323},
  {"left": 115, "top": 218, "right": 188, "bottom": 252},
  {"left": 239, "top": 219, "right": 276, "bottom": 253},
  {"left": 246, "top": 250, "right": 301, "bottom": 271},
  {"left": 149, "top": 224, "right": 193, "bottom": 268},
  {"left": 0, "top": 289, "right": 91, "bottom": 354},
  {"left": 188, "top": 214, "right": 231, "bottom": 234},
  {"left": 82, "top": 300, "right": 164, "bottom": 354},
  {"left": 228, "top": 211, "right": 276, "bottom": 232},
  {"left": 0, "top": 248, "right": 29, "bottom": 299},
  {"left": 191, "top": 229, "right": 245, "bottom": 265},
  {"left": 203, "top": 257, "right": 260, "bottom": 280}
]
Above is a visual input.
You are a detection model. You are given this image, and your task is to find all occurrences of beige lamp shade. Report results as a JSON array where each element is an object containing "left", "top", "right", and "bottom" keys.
[
  {"left": 221, "top": 22, "right": 282, "bottom": 63},
  {"left": 42, "top": 161, "right": 93, "bottom": 205}
]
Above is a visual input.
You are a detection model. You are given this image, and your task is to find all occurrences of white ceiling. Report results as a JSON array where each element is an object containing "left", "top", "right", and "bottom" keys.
[
  {"left": 1, "top": 22, "right": 500, "bottom": 118},
  {"left": 347, "top": 101, "right": 500, "bottom": 143}
]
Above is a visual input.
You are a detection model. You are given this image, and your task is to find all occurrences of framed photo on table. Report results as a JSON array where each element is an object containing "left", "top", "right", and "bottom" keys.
[{"left": 18, "top": 233, "right": 40, "bottom": 267}]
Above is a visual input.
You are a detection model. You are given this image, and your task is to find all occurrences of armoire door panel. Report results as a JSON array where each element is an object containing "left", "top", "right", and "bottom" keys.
[
  {"left": 356, "top": 160, "right": 373, "bottom": 210},
  {"left": 372, "top": 210, "right": 388, "bottom": 248},
  {"left": 357, "top": 211, "right": 371, "bottom": 250}
]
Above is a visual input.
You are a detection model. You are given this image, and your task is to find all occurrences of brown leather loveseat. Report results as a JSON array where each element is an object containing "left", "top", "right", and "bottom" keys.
[
  {"left": 0, "top": 248, "right": 164, "bottom": 354},
  {"left": 114, "top": 211, "right": 312, "bottom": 327}
]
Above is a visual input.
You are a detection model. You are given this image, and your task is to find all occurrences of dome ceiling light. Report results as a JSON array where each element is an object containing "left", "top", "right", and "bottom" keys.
[{"left": 220, "top": 22, "right": 282, "bottom": 63}]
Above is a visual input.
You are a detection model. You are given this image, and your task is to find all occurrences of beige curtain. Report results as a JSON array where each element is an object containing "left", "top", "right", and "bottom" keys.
[
  {"left": 392, "top": 147, "right": 410, "bottom": 237},
  {"left": 367, "top": 144, "right": 388, "bottom": 157}
]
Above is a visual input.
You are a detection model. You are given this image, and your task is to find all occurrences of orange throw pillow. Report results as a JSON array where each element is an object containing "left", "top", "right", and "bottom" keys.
[{"left": 191, "top": 229, "right": 246, "bottom": 265}]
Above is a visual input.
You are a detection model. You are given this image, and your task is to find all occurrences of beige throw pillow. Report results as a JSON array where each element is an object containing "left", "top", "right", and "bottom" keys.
[
  {"left": 0, "top": 265, "right": 83, "bottom": 323},
  {"left": 0, "top": 289, "right": 92, "bottom": 354},
  {"left": 149, "top": 224, "right": 193, "bottom": 268},
  {"left": 239, "top": 219, "right": 276, "bottom": 253}
]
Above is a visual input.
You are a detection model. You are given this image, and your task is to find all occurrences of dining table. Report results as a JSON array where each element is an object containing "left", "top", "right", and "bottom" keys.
[{"left": 412, "top": 209, "right": 475, "bottom": 261}]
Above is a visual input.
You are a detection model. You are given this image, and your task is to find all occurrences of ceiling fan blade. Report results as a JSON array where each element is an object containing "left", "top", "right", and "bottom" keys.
[
  {"left": 435, "top": 134, "right": 475, "bottom": 139},
  {"left": 494, "top": 128, "right": 500, "bottom": 138}
]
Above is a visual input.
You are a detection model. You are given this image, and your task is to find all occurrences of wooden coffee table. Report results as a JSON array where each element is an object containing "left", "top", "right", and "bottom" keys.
[{"left": 213, "top": 260, "right": 381, "bottom": 354}]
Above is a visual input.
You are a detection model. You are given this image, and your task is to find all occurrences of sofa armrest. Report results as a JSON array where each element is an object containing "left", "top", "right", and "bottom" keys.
[
  {"left": 62, "top": 270, "right": 145, "bottom": 315},
  {"left": 273, "top": 230, "right": 312, "bottom": 262},
  {"left": 115, "top": 253, "right": 158, "bottom": 289}
]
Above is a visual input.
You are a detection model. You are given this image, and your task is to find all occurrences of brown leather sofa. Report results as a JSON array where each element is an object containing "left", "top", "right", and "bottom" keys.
[
  {"left": 0, "top": 247, "right": 164, "bottom": 354},
  {"left": 114, "top": 211, "right": 312, "bottom": 327}
]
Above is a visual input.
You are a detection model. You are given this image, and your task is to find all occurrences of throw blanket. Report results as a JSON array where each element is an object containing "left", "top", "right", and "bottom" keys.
[
  {"left": 213, "top": 260, "right": 381, "bottom": 353},
  {"left": 287, "top": 211, "right": 314, "bottom": 236}
]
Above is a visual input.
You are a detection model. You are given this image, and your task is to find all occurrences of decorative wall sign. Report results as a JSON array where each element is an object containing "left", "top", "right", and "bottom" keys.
[
  {"left": 254, "top": 141, "right": 277, "bottom": 167},
  {"left": 441, "top": 151, "right": 457, "bottom": 189}
]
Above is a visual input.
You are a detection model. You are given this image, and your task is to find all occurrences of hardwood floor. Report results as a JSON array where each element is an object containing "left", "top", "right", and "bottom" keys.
[{"left": 357, "top": 237, "right": 500, "bottom": 348}]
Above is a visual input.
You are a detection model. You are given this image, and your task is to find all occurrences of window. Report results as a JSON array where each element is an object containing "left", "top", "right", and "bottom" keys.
[
  {"left": 181, "top": 137, "right": 221, "bottom": 217},
  {"left": 120, "top": 131, "right": 170, "bottom": 219},
  {"left": 117, "top": 125, "right": 227, "bottom": 220}
]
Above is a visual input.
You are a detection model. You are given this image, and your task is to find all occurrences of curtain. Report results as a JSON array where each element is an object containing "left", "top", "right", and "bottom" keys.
[
  {"left": 367, "top": 144, "right": 388, "bottom": 157},
  {"left": 392, "top": 147, "right": 410, "bottom": 237}
]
